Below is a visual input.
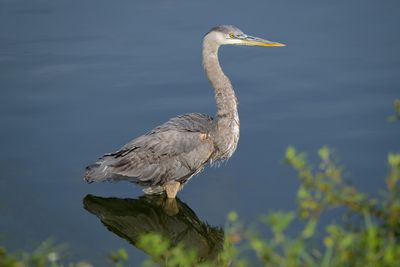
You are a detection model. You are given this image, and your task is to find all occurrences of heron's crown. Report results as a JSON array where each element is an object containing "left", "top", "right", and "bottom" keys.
[{"left": 205, "top": 25, "right": 243, "bottom": 36}]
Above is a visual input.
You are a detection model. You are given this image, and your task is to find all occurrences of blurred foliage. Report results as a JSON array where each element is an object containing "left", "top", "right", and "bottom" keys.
[
  {"left": 388, "top": 99, "right": 400, "bottom": 122},
  {"left": 0, "top": 243, "right": 130, "bottom": 267},
  {"left": 108, "top": 248, "right": 128, "bottom": 267},
  {"left": 0, "top": 240, "right": 92, "bottom": 267}
]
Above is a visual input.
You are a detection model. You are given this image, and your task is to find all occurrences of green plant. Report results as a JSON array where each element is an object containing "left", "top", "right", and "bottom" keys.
[
  {"left": 0, "top": 240, "right": 92, "bottom": 267},
  {"left": 388, "top": 99, "right": 400, "bottom": 122},
  {"left": 136, "top": 146, "right": 400, "bottom": 267},
  {"left": 109, "top": 248, "right": 128, "bottom": 267}
]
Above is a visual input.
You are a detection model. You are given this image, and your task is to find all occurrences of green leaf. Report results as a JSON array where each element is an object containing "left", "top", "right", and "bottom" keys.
[
  {"left": 228, "top": 211, "right": 238, "bottom": 222},
  {"left": 318, "top": 146, "right": 330, "bottom": 161},
  {"left": 286, "top": 146, "right": 296, "bottom": 160},
  {"left": 302, "top": 219, "right": 317, "bottom": 239},
  {"left": 388, "top": 153, "right": 400, "bottom": 167},
  {"left": 261, "top": 211, "right": 295, "bottom": 233}
]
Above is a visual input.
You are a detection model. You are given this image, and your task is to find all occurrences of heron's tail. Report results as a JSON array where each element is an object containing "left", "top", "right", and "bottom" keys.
[{"left": 84, "top": 160, "right": 113, "bottom": 183}]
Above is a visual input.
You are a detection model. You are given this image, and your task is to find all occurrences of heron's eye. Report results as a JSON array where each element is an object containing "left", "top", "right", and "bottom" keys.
[{"left": 229, "top": 33, "right": 235, "bottom": 38}]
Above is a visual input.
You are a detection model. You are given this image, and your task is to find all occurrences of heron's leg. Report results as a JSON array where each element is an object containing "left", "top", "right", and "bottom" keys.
[{"left": 164, "top": 181, "right": 180, "bottom": 199}]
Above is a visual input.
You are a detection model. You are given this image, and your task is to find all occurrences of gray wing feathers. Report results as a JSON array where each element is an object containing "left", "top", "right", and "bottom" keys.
[{"left": 84, "top": 113, "right": 214, "bottom": 186}]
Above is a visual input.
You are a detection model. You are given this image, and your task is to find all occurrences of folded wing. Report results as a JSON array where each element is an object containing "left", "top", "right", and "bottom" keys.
[{"left": 84, "top": 113, "right": 214, "bottom": 187}]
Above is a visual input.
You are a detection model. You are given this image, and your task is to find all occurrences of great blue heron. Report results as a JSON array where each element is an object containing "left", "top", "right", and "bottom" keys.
[{"left": 84, "top": 25, "right": 285, "bottom": 198}]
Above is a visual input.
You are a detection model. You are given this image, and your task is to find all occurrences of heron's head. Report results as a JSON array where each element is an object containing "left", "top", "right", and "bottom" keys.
[{"left": 205, "top": 25, "right": 285, "bottom": 47}]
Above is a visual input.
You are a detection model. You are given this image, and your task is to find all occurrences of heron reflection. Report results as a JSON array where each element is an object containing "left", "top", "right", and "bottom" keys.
[{"left": 83, "top": 195, "right": 224, "bottom": 263}]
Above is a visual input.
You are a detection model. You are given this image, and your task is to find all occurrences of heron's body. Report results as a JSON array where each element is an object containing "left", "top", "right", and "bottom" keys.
[{"left": 84, "top": 25, "right": 284, "bottom": 198}]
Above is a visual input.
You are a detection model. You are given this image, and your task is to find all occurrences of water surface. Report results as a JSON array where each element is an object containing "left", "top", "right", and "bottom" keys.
[{"left": 0, "top": 0, "right": 399, "bottom": 265}]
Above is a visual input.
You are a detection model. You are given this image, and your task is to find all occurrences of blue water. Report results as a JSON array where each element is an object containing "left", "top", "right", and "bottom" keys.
[{"left": 1, "top": 0, "right": 399, "bottom": 265}]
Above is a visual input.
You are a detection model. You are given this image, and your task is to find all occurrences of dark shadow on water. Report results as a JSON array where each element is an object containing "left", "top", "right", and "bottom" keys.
[{"left": 83, "top": 194, "right": 224, "bottom": 263}]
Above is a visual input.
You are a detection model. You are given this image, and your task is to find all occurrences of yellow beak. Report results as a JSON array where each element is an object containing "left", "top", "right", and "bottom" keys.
[
  {"left": 235, "top": 34, "right": 285, "bottom": 47},
  {"left": 241, "top": 40, "right": 286, "bottom": 47}
]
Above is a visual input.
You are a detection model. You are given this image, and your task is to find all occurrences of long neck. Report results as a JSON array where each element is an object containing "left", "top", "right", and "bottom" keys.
[
  {"left": 202, "top": 36, "right": 240, "bottom": 161},
  {"left": 202, "top": 38, "right": 238, "bottom": 120}
]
